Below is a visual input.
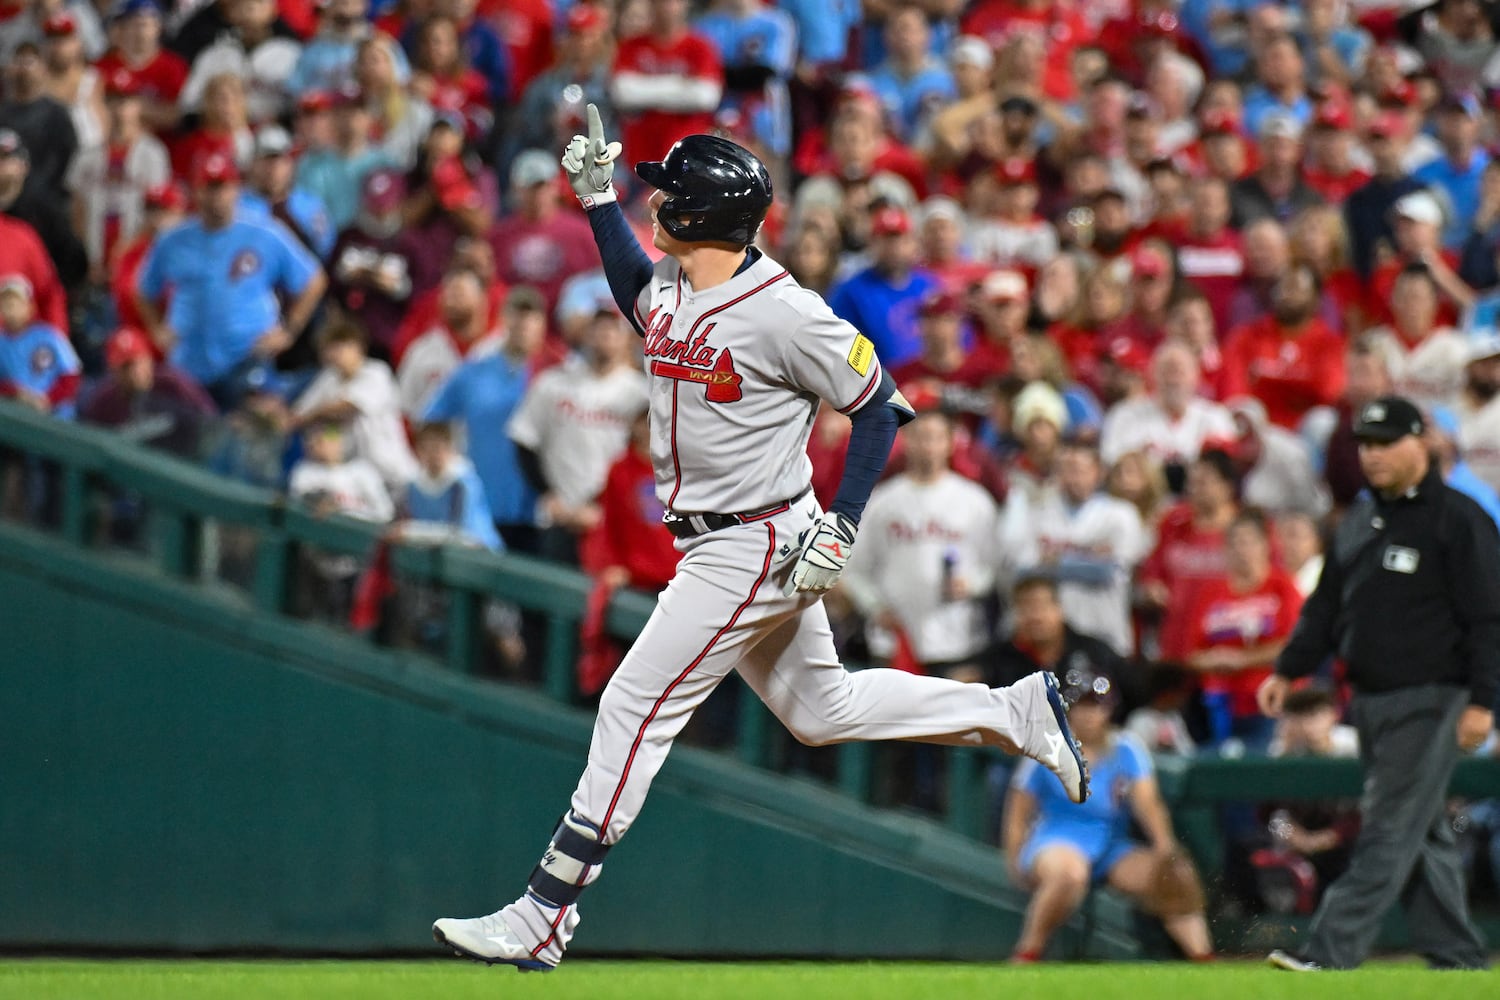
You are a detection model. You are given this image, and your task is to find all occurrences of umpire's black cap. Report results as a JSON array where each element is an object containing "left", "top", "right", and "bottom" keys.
[{"left": 1353, "top": 395, "right": 1425, "bottom": 444}]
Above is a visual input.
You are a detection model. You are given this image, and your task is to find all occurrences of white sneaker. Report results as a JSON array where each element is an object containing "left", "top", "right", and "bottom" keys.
[
  {"left": 1267, "top": 949, "right": 1322, "bottom": 972},
  {"left": 1016, "top": 671, "right": 1090, "bottom": 804},
  {"left": 432, "top": 911, "right": 555, "bottom": 972}
]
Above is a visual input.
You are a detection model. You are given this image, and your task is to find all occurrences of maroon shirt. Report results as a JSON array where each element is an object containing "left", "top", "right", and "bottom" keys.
[{"left": 488, "top": 208, "right": 597, "bottom": 314}]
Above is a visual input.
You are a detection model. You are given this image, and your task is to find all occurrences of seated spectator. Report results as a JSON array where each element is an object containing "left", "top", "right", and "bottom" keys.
[
  {"left": 1343, "top": 110, "right": 1422, "bottom": 281},
  {"left": 1123, "top": 663, "right": 1198, "bottom": 756},
  {"left": 841, "top": 408, "right": 1000, "bottom": 679},
  {"left": 609, "top": 0, "right": 723, "bottom": 166},
  {"left": 1176, "top": 175, "right": 1245, "bottom": 334},
  {"left": 1138, "top": 447, "right": 1238, "bottom": 663},
  {"left": 507, "top": 306, "right": 647, "bottom": 565},
  {"left": 867, "top": 5, "right": 956, "bottom": 145},
  {"left": 792, "top": 103, "right": 920, "bottom": 224},
  {"left": 920, "top": 35, "right": 999, "bottom": 169},
  {"left": 1162, "top": 288, "right": 1229, "bottom": 400},
  {"left": 1365, "top": 190, "right": 1474, "bottom": 330},
  {"left": 1301, "top": 102, "right": 1370, "bottom": 207},
  {"left": 0, "top": 41, "right": 77, "bottom": 201},
  {"left": 0, "top": 274, "right": 79, "bottom": 418},
  {"left": 1106, "top": 449, "right": 1170, "bottom": 549},
  {"left": 80, "top": 326, "right": 215, "bottom": 457},
  {"left": 1110, "top": 242, "right": 1175, "bottom": 351},
  {"left": 985, "top": 574, "right": 1129, "bottom": 692},
  {"left": 68, "top": 70, "right": 171, "bottom": 286},
  {"left": 593, "top": 405, "right": 679, "bottom": 595},
  {"left": 292, "top": 321, "right": 416, "bottom": 493},
  {"left": 170, "top": 71, "right": 253, "bottom": 179},
  {"left": 827, "top": 205, "right": 938, "bottom": 368},
  {"left": 294, "top": 83, "right": 397, "bottom": 231},
  {"left": 1231, "top": 113, "right": 1323, "bottom": 227},
  {"left": 1242, "top": 32, "right": 1312, "bottom": 138},
  {"left": 1001, "top": 438, "right": 1146, "bottom": 655},
  {"left": 396, "top": 266, "right": 505, "bottom": 417},
  {"left": 969, "top": 157, "right": 1058, "bottom": 271},
  {"left": 1252, "top": 686, "right": 1361, "bottom": 914},
  {"left": 1362, "top": 265, "right": 1468, "bottom": 412},
  {"left": 0, "top": 128, "right": 87, "bottom": 296},
  {"left": 1223, "top": 217, "right": 1291, "bottom": 332},
  {"left": 240, "top": 124, "right": 336, "bottom": 262},
  {"left": 398, "top": 421, "right": 500, "bottom": 551},
  {"left": 420, "top": 288, "right": 544, "bottom": 550},
  {"left": 353, "top": 33, "right": 430, "bottom": 170},
  {"left": 288, "top": 0, "right": 406, "bottom": 98},
  {"left": 889, "top": 290, "right": 986, "bottom": 407},
  {"left": 1459, "top": 335, "right": 1500, "bottom": 497},
  {"left": 1001, "top": 379, "right": 1067, "bottom": 509},
  {"left": 202, "top": 367, "right": 290, "bottom": 490},
  {"left": 1459, "top": 158, "right": 1500, "bottom": 294},
  {"left": 966, "top": 268, "right": 1031, "bottom": 382},
  {"left": 1222, "top": 261, "right": 1345, "bottom": 430},
  {"left": 96, "top": 0, "right": 188, "bottom": 134},
  {"left": 179, "top": 0, "right": 302, "bottom": 127},
  {"left": 1226, "top": 396, "right": 1331, "bottom": 518},
  {"left": 1003, "top": 671, "right": 1213, "bottom": 962},
  {"left": 1047, "top": 266, "right": 1130, "bottom": 397},
  {"left": 136, "top": 153, "right": 327, "bottom": 408},
  {"left": 1275, "top": 510, "right": 1325, "bottom": 598},
  {"left": 1101, "top": 341, "right": 1236, "bottom": 474},
  {"left": 429, "top": 0, "right": 510, "bottom": 105},
  {"left": 328, "top": 168, "right": 423, "bottom": 357},
  {"left": 1185, "top": 508, "right": 1303, "bottom": 751}
]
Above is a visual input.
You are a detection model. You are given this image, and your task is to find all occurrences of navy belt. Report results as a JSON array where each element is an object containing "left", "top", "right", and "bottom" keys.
[{"left": 662, "top": 488, "right": 811, "bottom": 539}]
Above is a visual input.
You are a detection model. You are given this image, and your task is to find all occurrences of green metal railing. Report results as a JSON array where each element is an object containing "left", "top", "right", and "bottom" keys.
[{"left": 3, "top": 401, "right": 1498, "bottom": 848}]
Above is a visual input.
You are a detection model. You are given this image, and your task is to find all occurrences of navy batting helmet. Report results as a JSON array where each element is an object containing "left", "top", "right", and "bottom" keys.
[{"left": 635, "top": 135, "right": 772, "bottom": 247}]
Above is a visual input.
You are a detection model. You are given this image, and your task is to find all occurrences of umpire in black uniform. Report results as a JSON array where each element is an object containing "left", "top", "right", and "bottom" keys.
[{"left": 1261, "top": 396, "right": 1498, "bottom": 971}]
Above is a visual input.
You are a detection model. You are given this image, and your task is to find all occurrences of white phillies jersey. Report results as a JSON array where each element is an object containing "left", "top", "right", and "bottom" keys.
[
  {"left": 396, "top": 327, "right": 502, "bottom": 418},
  {"left": 1001, "top": 488, "right": 1146, "bottom": 655},
  {"left": 293, "top": 358, "right": 417, "bottom": 490},
  {"left": 841, "top": 471, "right": 1000, "bottom": 664},
  {"left": 507, "top": 356, "right": 648, "bottom": 507},
  {"left": 1362, "top": 325, "right": 1469, "bottom": 413},
  {"left": 632, "top": 252, "right": 885, "bottom": 513},
  {"left": 967, "top": 218, "right": 1059, "bottom": 270},
  {"left": 1099, "top": 396, "right": 1238, "bottom": 467},
  {"left": 1459, "top": 393, "right": 1500, "bottom": 496}
]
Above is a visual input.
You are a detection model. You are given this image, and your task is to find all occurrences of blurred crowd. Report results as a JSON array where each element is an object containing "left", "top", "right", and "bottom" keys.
[{"left": 4, "top": 0, "right": 1500, "bottom": 922}]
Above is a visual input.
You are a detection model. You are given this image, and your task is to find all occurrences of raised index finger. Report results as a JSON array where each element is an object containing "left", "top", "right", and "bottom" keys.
[{"left": 587, "top": 103, "right": 605, "bottom": 145}]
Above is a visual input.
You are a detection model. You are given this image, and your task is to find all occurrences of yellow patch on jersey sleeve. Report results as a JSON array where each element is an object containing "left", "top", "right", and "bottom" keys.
[{"left": 846, "top": 334, "right": 874, "bottom": 377}]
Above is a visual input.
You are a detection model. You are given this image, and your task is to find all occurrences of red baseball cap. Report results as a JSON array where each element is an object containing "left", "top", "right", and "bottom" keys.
[
  {"left": 41, "top": 12, "right": 76, "bottom": 37},
  {"left": 1199, "top": 108, "right": 1242, "bottom": 137},
  {"left": 566, "top": 2, "right": 606, "bottom": 32},
  {"left": 298, "top": 90, "right": 335, "bottom": 114},
  {"left": 996, "top": 156, "right": 1038, "bottom": 186},
  {"left": 1132, "top": 245, "right": 1170, "bottom": 279},
  {"left": 870, "top": 205, "right": 912, "bottom": 237},
  {"left": 431, "top": 156, "right": 481, "bottom": 212},
  {"left": 193, "top": 152, "right": 240, "bottom": 185},
  {"left": 919, "top": 289, "right": 964, "bottom": 317},
  {"left": 362, "top": 168, "right": 406, "bottom": 213},
  {"left": 1101, "top": 335, "right": 1150, "bottom": 373},
  {"left": 1368, "top": 110, "right": 1406, "bottom": 139},
  {"left": 902, "top": 383, "right": 944, "bottom": 412},
  {"left": 106, "top": 327, "right": 154, "bottom": 369},
  {"left": 1313, "top": 101, "right": 1351, "bottom": 131}
]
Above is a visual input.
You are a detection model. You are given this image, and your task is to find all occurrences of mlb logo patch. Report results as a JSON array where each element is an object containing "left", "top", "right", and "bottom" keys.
[{"left": 1382, "top": 545, "right": 1420, "bottom": 574}]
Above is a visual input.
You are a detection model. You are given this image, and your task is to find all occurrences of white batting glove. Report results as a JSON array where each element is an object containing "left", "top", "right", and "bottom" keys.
[
  {"left": 560, "top": 102, "right": 622, "bottom": 209},
  {"left": 788, "top": 511, "right": 858, "bottom": 595}
]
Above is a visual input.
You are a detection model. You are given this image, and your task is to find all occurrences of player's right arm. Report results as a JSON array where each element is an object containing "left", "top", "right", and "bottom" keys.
[{"left": 560, "top": 104, "right": 655, "bottom": 334}]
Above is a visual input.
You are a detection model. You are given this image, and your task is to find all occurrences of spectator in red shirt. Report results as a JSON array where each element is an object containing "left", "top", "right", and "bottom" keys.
[
  {"left": 610, "top": 0, "right": 724, "bottom": 166},
  {"left": 170, "top": 71, "right": 253, "bottom": 178},
  {"left": 792, "top": 107, "right": 921, "bottom": 227},
  {"left": 1138, "top": 447, "right": 1238, "bottom": 663},
  {"left": 1197, "top": 108, "right": 1252, "bottom": 183},
  {"left": 891, "top": 288, "right": 988, "bottom": 406},
  {"left": 0, "top": 129, "right": 88, "bottom": 296},
  {"left": 1289, "top": 202, "right": 1363, "bottom": 334},
  {"left": 962, "top": 0, "right": 1094, "bottom": 102},
  {"left": 1112, "top": 242, "right": 1175, "bottom": 351},
  {"left": 1050, "top": 265, "right": 1128, "bottom": 394},
  {"left": 1165, "top": 287, "right": 1230, "bottom": 400},
  {"left": 595, "top": 406, "right": 680, "bottom": 595},
  {"left": 110, "top": 180, "right": 185, "bottom": 339},
  {"left": 1365, "top": 189, "right": 1474, "bottom": 329},
  {"left": 1185, "top": 508, "right": 1303, "bottom": 750},
  {"left": 1222, "top": 261, "right": 1346, "bottom": 430},
  {"left": 95, "top": 0, "right": 188, "bottom": 134},
  {"left": 1177, "top": 175, "right": 1246, "bottom": 334},
  {"left": 968, "top": 268, "right": 1031, "bottom": 382},
  {"left": 487, "top": 149, "right": 596, "bottom": 320},
  {"left": 914, "top": 196, "right": 989, "bottom": 294},
  {"left": 1303, "top": 101, "right": 1369, "bottom": 204},
  {"left": 410, "top": 15, "right": 493, "bottom": 143}
]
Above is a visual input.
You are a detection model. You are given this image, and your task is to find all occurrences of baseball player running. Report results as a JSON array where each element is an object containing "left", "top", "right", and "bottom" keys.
[{"left": 432, "top": 105, "right": 1089, "bottom": 971}]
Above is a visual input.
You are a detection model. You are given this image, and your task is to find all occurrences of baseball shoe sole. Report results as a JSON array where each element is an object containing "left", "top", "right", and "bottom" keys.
[
  {"left": 432, "top": 914, "right": 555, "bottom": 973},
  {"left": 1018, "top": 671, "right": 1091, "bottom": 804}
]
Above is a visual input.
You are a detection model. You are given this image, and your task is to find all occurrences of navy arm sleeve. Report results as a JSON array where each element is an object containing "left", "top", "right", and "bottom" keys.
[
  {"left": 829, "top": 371, "right": 914, "bottom": 525},
  {"left": 587, "top": 202, "right": 655, "bottom": 335}
]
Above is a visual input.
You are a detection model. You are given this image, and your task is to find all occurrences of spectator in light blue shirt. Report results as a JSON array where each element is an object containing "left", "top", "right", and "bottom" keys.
[
  {"left": 403, "top": 420, "right": 502, "bottom": 551},
  {"left": 1415, "top": 94, "right": 1491, "bottom": 250},
  {"left": 1179, "top": 0, "right": 1256, "bottom": 78},
  {"left": 239, "top": 124, "right": 336, "bottom": 260},
  {"left": 1429, "top": 406, "right": 1500, "bottom": 529},
  {"left": 294, "top": 86, "right": 396, "bottom": 230},
  {"left": 776, "top": 0, "right": 859, "bottom": 67},
  {"left": 288, "top": 0, "right": 410, "bottom": 97},
  {"left": 1296, "top": 0, "right": 1371, "bottom": 89},
  {"left": 867, "top": 6, "right": 956, "bottom": 144},
  {"left": 696, "top": 0, "right": 798, "bottom": 157},
  {"left": 136, "top": 153, "right": 327, "bottom": 408},
  {"left": 1242, "top": 33, "right": 1312, "bottom": 138}
]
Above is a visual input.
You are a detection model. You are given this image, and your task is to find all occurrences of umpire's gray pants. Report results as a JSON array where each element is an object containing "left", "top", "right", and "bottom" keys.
[{"left": 1305, "top": 684, "right": 1489, "bottom": 970}]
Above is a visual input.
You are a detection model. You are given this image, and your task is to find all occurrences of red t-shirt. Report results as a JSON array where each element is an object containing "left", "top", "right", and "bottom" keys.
[
  {"left": 1366, "top": 251, "right": 1463, "bottom": 329},
  {"left": 613, "top": 32, "right": 723, "bottom": 164},
  {"left": 1303, "top": 165, "right": 1371, "bottom": 205},
  {"left": 1139, "top": 503, "right": 1231, "bottom": 662},
  {"left": 0, "top": 215, "right": 67, "bottom": 332},
  {"left": 1176, "top": 229, "right": 1245, "bottom": 335},
  {"left": 95, "top": 48, "right": 189, "bottom": 105},
  {"left": 481, "top": 0, "right": 555, "bottom": 102},
  {"left": 170, "top": 128, "right": 237, "bottom": 181},
  {"left": 487, "top": 209, "right": 598, "bottom": 315},
  {"left": 1220, "top": 316, "right": 1346, "bottom": 429},
  {"left": 961, "top": 0, "right": 1093, "bottom": 101},
  {"left": 596, "top": 446, "right": 680, "bottom": 591},
  {"left": 1187, "top": 568, "right": 1304, "bottom": 717}
]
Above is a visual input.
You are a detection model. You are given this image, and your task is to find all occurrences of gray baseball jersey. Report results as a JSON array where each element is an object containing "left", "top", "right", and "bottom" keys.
[{"left": 632, "top": 252, "right": 884, "bottom": 514}]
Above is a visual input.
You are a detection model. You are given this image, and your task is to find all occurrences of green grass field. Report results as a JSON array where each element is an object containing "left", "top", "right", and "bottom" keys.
[{"left": 1, "top": 959, "right": 1494, "bottom": 1000}]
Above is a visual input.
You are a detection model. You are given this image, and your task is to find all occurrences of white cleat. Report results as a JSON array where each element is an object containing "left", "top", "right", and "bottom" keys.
[
  {"left": 432, "top": 911, "right": 555, "bottom": 972},
  {"left": 1016, "top": 671, "right": 1090, "bottom": 804},
  {"left": 1266, "top": 949, "right": 1322, "bottom": 972}
]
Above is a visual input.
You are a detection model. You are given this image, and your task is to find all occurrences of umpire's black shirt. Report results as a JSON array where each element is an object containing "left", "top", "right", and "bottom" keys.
[{"left": 1276, "top": 468, "right": 1500, "bottom": 708}]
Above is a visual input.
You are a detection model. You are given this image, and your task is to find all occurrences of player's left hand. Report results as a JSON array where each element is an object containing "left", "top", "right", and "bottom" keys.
[{"left": 788, "top": 511, "right": 857, "bottom": 594}]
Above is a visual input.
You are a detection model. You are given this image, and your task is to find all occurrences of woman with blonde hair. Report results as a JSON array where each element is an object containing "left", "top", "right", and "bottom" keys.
[
  {"left": 1107, "top": 450, "right": 1170, "bottom": 548},
  {"left": 355, "top": 33, "right": 431, "bottom": 169},
  {"left": 1288, "top": 203, "right": 1363, "bottom": 335}
]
